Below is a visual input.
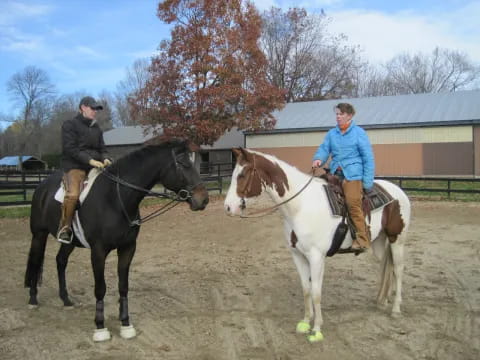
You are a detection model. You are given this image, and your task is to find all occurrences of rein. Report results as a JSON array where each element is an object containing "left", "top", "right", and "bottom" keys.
[
  {"left": 100, "top": 165, "right": 193, "bottom": 227},
  {"left": 239, "top": 166, "right": 316, "bottom": 219}
]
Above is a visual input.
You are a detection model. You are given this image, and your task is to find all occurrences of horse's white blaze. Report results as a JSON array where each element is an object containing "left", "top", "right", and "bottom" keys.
[
  {"left": 224, "top": 149, "right": 411, "bottom": 338},
  {"left": 224, "top": 163, "right": 245, "bottom": 216}
]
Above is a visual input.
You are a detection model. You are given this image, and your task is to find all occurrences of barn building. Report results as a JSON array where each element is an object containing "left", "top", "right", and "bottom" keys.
[
  {"left": 0, "top": 155, "right": 47, "bottom": 170},
  {"left": 103, "top": 126, "right": 243, "bottom": 175},
  {"left": 246, "top": 90, "right": 480, "bottom": 176}
]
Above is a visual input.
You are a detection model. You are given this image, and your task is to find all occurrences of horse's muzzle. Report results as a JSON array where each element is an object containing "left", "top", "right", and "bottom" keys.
[{"left": 188, "top": 184, "right": 209, "bottom": 211}]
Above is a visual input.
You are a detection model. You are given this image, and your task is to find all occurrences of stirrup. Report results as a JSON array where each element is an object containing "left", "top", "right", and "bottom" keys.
[{"left": 57, "top": 226, "right": 73, "bottom": 244}]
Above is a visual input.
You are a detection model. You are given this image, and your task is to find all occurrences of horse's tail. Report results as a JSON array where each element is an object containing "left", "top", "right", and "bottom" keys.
[
  {"left": 376, "top": 241, "right": 395, "bottom": 304},
  {"left": 24, "top": 228, "right": 49, "bottom": 288}
]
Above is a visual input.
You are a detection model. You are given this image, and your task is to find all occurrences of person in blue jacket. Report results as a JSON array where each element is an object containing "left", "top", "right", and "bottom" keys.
[{"left": 312, "top": 103, "right": 375, "bottom": 251}]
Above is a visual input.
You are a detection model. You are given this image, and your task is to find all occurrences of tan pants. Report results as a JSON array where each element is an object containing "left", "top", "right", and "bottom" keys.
[
  {"left": 342, "top": 179, "right": 370, "bottom": 248},
  {"left": 59, "top": 169, "right": 86, "bottom": 231}
]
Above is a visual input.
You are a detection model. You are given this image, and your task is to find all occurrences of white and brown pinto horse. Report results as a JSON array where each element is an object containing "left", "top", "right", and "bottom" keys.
[{"left": 224, "top": 148, "right": 410, "bottom": 342}]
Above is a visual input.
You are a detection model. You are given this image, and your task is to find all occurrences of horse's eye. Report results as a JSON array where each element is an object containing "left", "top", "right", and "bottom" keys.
[{"left": 176, "top": 155, "right": 192, "bottom": 168}]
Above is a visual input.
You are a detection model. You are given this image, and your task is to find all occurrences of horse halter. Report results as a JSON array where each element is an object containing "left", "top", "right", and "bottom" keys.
[
  {"left": 238, "top": 162, "right": 316, "bottom": 218},
  {"left": 238, "top": 154, "right": 260, "bottom": 209}
]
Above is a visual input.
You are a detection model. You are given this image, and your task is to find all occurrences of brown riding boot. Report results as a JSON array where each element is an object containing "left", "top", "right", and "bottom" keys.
[
  {"left": 57, "top": 169, "right": 86, "bottom": 244},
  {"left": 342, "top": 179, "right": 370, "bottom": 251},
  {"left": 57, "top": 197, "right": 77, "bottom": 244}
]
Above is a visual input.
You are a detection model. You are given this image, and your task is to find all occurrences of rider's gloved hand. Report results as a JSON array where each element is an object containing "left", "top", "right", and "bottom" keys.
[
  {"left": 103, "top": 159, "right": 112, "bottom": 167},
  {"left": 364, "top": 187, "right": 373, "bottom": 195},
  {"left": 89, "top": 159, "right": 105, "bottom": 169}
]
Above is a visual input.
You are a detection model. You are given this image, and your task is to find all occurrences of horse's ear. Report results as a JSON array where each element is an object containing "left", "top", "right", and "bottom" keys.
[
  {"left": 145, "top": 134, "right": 170, "bottom": 146},
  {"left": 232, "top": 147, "right": 251, "bottom": 164},
  {"left": 232, "top": 148, "right": 242, "bottom": 159},
  {"left": 185, "top": 140, "right": 200, "bottom": 152}
]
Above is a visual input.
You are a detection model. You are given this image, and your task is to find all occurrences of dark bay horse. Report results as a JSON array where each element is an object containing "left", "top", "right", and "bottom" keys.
[{"left": 25, "top": 138, "right": 209, "bottom": 341}]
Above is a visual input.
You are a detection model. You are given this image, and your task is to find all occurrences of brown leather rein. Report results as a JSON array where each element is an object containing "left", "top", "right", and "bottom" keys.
[{"left": 239, "top": 161, "right": 317, "bottom": 218}]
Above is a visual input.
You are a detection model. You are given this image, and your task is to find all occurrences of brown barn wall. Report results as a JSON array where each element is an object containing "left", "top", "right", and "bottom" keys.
[
  {"left": 251, "top": 142, "right": 475, "bottom": 176},
  {"left": 423, "top": 142, "right": 472, "bottom": 175}
]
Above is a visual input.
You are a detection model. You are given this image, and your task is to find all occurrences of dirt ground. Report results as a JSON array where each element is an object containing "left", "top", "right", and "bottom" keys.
[{"left": 1, "top": 197, "right": 479, "bottom": 360}]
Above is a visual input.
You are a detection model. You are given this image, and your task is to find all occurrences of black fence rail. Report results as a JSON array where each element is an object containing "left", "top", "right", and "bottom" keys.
[
  {"left": 0, "top": 170, "right": 54, "bottom": 206},
  {"left": 200, "top": 162, "right": 233, "bottom": 194},
  {"left": 0, "top": 164, "right": 234, "bottom": 207},
  {"left": 3, "top": 169, "right": 478, "bottom": 207},
  {"left": 376, "top": 176, "right": 480, "bottom": 198}
]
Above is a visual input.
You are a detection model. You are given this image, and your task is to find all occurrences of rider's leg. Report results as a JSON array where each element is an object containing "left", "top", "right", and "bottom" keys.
[
  {"left": 57, "top": 169, "right": 86, "bottom": 243},
  {"left": 342, "top": 179, "right": 369, "bottom": 249}
]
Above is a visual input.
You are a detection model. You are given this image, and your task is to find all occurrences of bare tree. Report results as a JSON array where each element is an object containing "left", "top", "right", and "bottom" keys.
[
  {"left": 261, "top": 7, "right": 364, "bottom": 102},
  {"left": 96, "top": 90, "right": 114, "bottom": 131},
  {"left": 6, "top": 66, "right": 56, "bottom": 165},
  {"left": 114, "top": 58, "right": 151, "bottom": 127},
  {"left": 385, "top": 47, "right": 480, "bottom": 94},
  {"left": 7, "top": 66, "right": 56, "bottom": 123}
]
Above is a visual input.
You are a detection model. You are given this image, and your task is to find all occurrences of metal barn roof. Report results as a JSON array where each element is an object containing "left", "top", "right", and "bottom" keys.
[
  {"left": 260, "top": 90, "right": 480, "bottom": 133},
  {"left": 0, "top": 155, "right": 35, "bottom": 166},
  {"left": 103, "top": 126, "right": 157, "bottom": 145},
  {"left": 104, "top": 126, "right": 243, "bottom": 150}
]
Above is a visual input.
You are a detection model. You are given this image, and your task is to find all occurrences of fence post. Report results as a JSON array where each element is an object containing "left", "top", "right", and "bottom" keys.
[
  {"left": 447, "top": 179, "right": 451, "bottom": 199},
  {"left": 22, "top": 171, "right": 27, "bottom": 201}
]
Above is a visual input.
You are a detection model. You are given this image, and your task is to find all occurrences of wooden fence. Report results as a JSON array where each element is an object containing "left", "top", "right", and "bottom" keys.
[
  {"left": 2, "top": 169, "right": 479, "bottom": 207},
  {"left": 0, "top": 166, "right": 232, "bottom": 207}
]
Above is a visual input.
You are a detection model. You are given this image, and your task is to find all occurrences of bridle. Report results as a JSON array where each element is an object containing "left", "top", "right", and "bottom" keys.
[
  {"left": 101, "top": 149, "right": 202, "bottom": 226},
  {"left": 238, "top": 154, "right": 315, "bottom": 218}
]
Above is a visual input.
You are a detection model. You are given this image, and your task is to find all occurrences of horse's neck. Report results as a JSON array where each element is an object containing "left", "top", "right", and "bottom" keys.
[
  {"left": 263, "top": 161, "right": 314, "bottom": 201},
  {"left": 111, "top": 149, "right": 164, "bottom": 206}
]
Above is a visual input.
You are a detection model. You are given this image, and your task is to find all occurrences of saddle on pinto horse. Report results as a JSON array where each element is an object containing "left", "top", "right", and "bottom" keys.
[{"left": 319, "top": 170, "right": 394, "bottom": 256}]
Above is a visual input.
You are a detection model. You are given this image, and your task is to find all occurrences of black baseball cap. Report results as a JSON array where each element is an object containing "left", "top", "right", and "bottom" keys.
[{"left": 79, "top": 96, "right": 104, "bottom": 110}]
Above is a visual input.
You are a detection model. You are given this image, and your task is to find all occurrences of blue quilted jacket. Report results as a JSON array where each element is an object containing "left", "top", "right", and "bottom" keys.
[{"left": 313, "top": 121, "right": 375, "bottom": 190}]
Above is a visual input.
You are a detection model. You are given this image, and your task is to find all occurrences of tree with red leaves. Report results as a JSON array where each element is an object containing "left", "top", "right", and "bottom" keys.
[{"left": 131, "top": 0, "right": 285, "bottom": 145}]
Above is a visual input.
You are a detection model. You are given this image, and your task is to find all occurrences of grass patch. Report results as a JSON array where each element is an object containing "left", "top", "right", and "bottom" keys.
[
  {"left": 0, "top": 206, "right": 31, "bottom": 218},
  {"left": 387, "top": 179, "right": 480, "bottom": 201}
]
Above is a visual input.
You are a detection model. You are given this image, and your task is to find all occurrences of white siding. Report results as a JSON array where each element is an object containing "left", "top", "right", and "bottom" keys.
[{"left": 247, "top": 126, "right": 472, "bottom": 148}]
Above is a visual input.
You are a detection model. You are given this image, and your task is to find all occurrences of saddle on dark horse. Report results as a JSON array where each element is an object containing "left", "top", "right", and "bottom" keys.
[{"left": 319, "top": 170, "right": 394, "bottom": 256}]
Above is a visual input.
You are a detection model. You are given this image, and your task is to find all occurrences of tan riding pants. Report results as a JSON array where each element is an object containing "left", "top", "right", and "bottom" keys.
[
  {"left": 59, "top": 169, "right": 86, "bottom": 230},
  {"left": 342, "top": 179, "right": 370, "bottom": 248}
]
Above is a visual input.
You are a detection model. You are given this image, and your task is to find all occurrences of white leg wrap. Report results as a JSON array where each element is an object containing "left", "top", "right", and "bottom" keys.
[
  {"left": 120, "top": 324, "right": 137, "bottom": 339},
  {"left": 93, "top": 328, "right": 111, "bottom": 342}
]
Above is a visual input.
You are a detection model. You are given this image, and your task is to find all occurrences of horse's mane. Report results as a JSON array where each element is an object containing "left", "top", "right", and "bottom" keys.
[
  {"left": 109, "top": 137, "right": 186, "bottom": 171},
  {"left": 248, "top": 149, "right": 311, "bottom": 177}
]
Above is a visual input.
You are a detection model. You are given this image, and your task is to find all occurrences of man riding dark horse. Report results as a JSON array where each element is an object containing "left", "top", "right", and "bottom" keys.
[{"left": 57, "top": 96, "right": 112, "bottom": 244}]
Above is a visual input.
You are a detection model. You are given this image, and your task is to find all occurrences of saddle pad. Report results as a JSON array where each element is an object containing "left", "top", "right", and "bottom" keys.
[{"left": 323, "top": 182, "right": 394, "bottom": 217}]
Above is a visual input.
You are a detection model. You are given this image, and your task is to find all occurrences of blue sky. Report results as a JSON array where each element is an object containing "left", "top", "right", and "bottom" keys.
[{"left": 1, "top": 0, "right": 479, "bottom": 127}]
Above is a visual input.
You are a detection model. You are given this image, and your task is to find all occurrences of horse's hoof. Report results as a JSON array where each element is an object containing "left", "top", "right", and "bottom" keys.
[
  {"left": 64, "top": 304, "right": 75, "bottom": 310},
  {"left": 391, "top": 310, "right": 402, "bottom": 318},
  {"left": 120, "top": 324, "right": 137, "bottom": 339},
  {"left": 307, "top": 331, "right": 324, "bottom": 343},
  {"left": 296, "top": 320, "right": 311, "bottom": 334},
  {"left": 27, "top": 304, "right": 38, "bottom": 310},
  {"left": 93, "top": 328, "right": 111, "bottom": 342}
]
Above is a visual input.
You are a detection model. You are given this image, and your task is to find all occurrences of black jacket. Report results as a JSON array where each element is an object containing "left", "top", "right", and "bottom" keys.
[{"left": 61, "top": 113, "right": 109, "bottom": 171}]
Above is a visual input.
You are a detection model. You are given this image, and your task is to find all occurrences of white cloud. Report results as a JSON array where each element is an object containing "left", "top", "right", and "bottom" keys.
[
  {"left": 0, "top": 1, "right": 52, "bottom": 25},
  {"left": 328, "top": 6, "right": 480, "bottom": 64},
  {"left": 0, "top": 26, "right": 44, "bottom": 52},
  {"left": 253, "top": 0, "right": 341, "bottom": 11},
  {"left": 74, "top": 45, "right": 104, "bottom": 59}
]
